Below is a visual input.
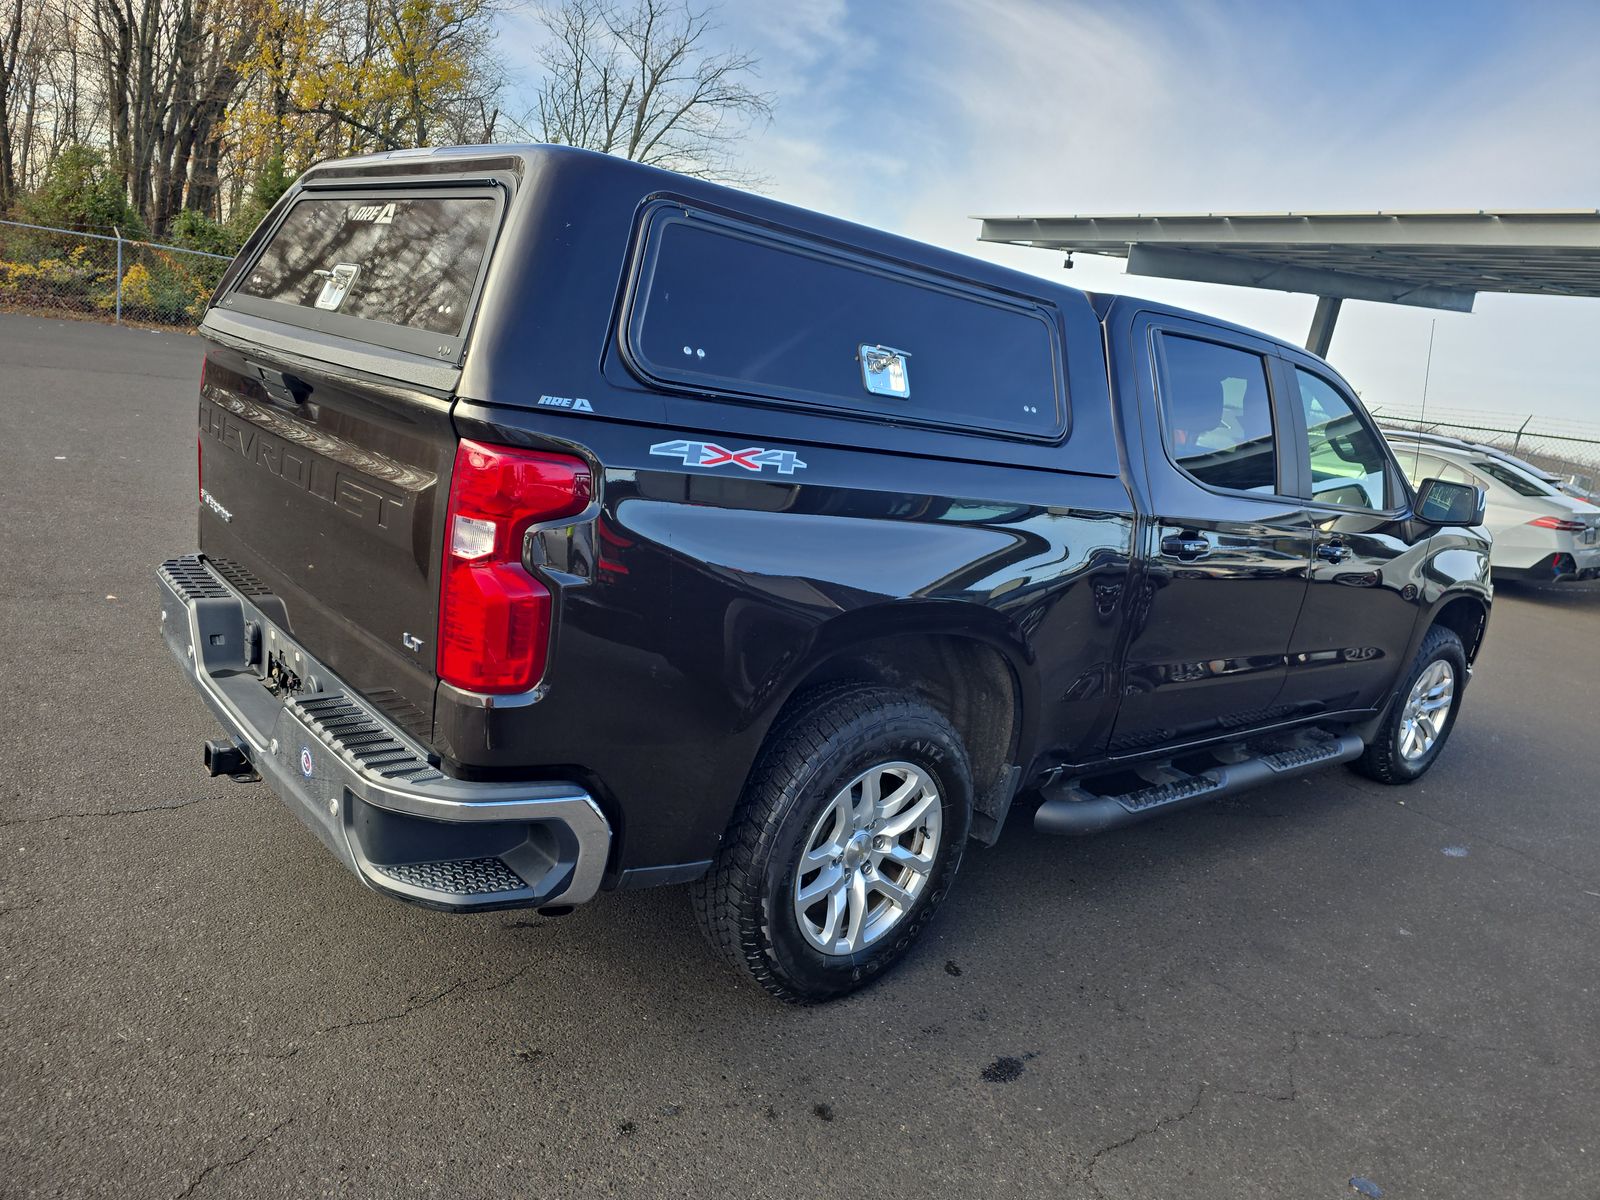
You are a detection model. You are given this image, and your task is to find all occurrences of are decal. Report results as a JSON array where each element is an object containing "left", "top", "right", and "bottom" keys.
[
  {"left": 347, "top": 202, "right": 396, "bottom": 225},
  {"left": 650, "top": 440, "right": 807, "bottom": 475},
  {"left": 538, "top": 393, "right": 594, "bottom": 413}
]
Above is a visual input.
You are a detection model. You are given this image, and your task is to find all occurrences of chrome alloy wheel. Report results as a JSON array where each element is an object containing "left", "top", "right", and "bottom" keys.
[
  {"left": 1398, "top": 659, "right": 1456, "bottom": 762},
  {"left": 793, "top": 761, "right": 943, "bottom": 956}
]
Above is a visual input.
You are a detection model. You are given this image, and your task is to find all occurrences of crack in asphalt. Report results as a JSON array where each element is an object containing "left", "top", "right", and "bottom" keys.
[
  {"left": 1074, "top": 1005, "right": 1580, "bottom": 1197},
  {"left": 308, "top": 978, "right": 475, "bottom": 1036},
  {"left": 171, "top": 1116, "right": 295, "bottom": 1200},
  {"left": 0, "top": 797, "right": 207, "bottom": 828},
  {"left": 1232, "top": 1031, "right": 1300, "bottom": 1104},
  {"left": 1290, "top": 1026, "right": 1579, "bottom": 1072},
  {"left": 250, "top": 980, "right": 474, "bottom": 1061},
  {"left": 230, "top": 962, "right": 540, "bottom": 1062},
  {"left": 1083, "top": 1084, "right": 1209, "bottom": 1196},
  {"left": 1208, "top": 978, "right": 1582, "bottom": 1075}
]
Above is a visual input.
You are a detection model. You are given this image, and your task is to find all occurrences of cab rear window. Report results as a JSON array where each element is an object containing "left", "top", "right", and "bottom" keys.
[
  {"left": 624, "top": 207, "right": 1066, "bottom": 440},
  {"left": 224, "top": 190, "right": 501, "bottom": 358}
]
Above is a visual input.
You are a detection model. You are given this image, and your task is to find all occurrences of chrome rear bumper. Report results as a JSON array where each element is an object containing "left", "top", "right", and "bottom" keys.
[{"left": 157, "top": 555, "right": 611, "bottom": 911}]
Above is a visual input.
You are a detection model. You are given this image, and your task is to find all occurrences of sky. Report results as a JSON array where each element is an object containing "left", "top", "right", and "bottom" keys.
[{"left": 500, "top": 0, "right": 1600, "bottom": 425}]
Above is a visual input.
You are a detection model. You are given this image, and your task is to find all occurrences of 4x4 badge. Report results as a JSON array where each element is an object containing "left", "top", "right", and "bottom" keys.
[{"left": 650, "top": 440, "right": 807, "bottom": 475}]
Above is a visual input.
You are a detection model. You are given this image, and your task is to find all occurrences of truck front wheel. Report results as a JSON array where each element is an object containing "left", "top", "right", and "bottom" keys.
[
  {"left": 693, "top": 683, "right": 972, "bottom": 1003},
  {"left": 1351, "top": 624, "right": 1468, "bottom": 784}
]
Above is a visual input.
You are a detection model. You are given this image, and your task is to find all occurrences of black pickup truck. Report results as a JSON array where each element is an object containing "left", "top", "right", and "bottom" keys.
[{"left": 160, "top": 145, "right": 1492, "bottom": 1001}]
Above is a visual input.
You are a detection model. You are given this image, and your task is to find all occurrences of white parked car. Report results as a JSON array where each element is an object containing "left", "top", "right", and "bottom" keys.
[
  {"left": 1389, "top": 436, "right": 1600, "bottom": 581},
  {"left": 1381, "top": 428, "right": 1574, "bottom": 489}
]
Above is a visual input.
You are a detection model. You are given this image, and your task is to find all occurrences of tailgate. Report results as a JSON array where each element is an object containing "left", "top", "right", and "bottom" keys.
[{"left": 197, "top": 347, "right": 454, "bottom": 741}]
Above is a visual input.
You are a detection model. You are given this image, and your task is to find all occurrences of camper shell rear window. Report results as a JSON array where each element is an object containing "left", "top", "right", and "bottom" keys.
[
  {"left": 222, "top": 187, "right": 503, "bottom": 359},
  {"left": 623, "top": 207, "right": 1067, "bottom": 440}
]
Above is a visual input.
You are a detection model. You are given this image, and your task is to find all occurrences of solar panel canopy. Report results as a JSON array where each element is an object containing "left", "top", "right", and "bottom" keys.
[{"left": 976, "top": 210, "right": 1600, "bottom": 312}]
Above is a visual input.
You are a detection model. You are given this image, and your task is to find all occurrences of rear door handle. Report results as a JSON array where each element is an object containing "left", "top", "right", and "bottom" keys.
[
  {"left": 1161, "top": 533, "right": 1212, "bottom": 561},
  {"left": 1316, "top": 541, "right": 1352, "bottom": 564}
]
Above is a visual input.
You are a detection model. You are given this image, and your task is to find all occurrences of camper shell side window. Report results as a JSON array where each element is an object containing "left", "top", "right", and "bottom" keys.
[{"left": 622, "top": 205, "right": 1069, "bottom": 441}]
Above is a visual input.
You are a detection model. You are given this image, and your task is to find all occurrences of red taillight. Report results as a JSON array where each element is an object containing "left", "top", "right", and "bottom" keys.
[
  {"left": 1528, "top": 515, "right": 1588, "bottom": 533},
  {"left": 437, "top": 440, "right": 592, "bottom": 694}
]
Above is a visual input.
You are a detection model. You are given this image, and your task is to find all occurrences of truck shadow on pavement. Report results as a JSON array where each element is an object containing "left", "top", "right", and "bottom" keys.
[{"left": 235, "top": 769, "right": 1370, "bottom": 1052}]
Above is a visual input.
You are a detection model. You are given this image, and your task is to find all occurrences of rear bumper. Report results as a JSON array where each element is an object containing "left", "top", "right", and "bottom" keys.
[
  {"left": 1498, "top": 549, "right": 1600, "bottom": 582},
  {"left": 157, "top": 555, "right": 611, "bottom": 911}
]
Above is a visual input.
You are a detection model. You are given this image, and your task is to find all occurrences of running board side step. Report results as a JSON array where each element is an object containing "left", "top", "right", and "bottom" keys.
[{"left": 1035, "top": 730, "right": 1365, "bottom": 836}]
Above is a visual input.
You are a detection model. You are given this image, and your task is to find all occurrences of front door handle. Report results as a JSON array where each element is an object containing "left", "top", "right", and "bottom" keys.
[
  {"left": 1316, "top": 541, "right": 1353, "bottom": 564},
  {"left": 1161, "top": 533, "right": 1211, "bottom": 561}
]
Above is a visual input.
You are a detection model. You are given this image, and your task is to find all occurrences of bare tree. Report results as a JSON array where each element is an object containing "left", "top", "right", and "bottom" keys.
[
  {"left": 0, "top": 0, "right": 47, "bottom": 205},
  {"left": 1, "top": 0, "right": 522, "bottom": 230},
  {"left": 528, "top": 0, "right": 772, "bottom": 183},
  {"left": 151, "top": 0, "right": 262, "bottom": 228}
]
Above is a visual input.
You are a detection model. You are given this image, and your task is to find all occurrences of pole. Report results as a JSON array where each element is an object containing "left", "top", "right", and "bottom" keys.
[
  {"left": 1419, "top": 319, "right": 1437, "bottom": 423},
  {"left": 1514, "top": 415, "right": 1532, "bottom": 453},
  {"left": 113, "top": 226, "right": 123, "bottom": 324},
  {"left": 1306, "top": 296, "right": 1342, "bottom": 358},
  {"left": 1408, "top": 319, "right": 1438, "bottom": 477}
]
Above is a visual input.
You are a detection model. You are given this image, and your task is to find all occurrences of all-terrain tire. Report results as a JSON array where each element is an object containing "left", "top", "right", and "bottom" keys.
[{"left": 692, "top": 683, "right": 972, "bottom": 1003}]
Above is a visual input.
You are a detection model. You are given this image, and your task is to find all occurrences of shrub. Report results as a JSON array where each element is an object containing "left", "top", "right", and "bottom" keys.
[
  {"left": 1, "top": 246, "right": 113, "bottom": 308},
  {"left": 169, "top": 209, "right": 242, "bottom": 257},
  {"left": 17, "top": 144, "right": 145, "bottom": 238},
  {"left": 0, "top": 210, "right": 222, "bottom": 325},
  {"left": 118, "top": 262, "right": 157, "bottom": 310}
]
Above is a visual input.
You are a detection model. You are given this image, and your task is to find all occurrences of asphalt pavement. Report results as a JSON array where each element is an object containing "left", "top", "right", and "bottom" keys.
[{"left": 2, "top": 312, "right": 1598, "bottom": 1199}]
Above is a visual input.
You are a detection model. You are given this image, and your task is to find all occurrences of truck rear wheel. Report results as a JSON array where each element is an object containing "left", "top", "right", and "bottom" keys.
[
  {"left": 1351, "top": 625, "right": 1468, "bottom": 784},
  {"left": 693, "top": 683, "right": 972, "bottom": 1003}
]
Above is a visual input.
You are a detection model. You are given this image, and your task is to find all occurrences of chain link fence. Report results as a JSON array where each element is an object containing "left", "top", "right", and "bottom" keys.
[
  {"left": 0, "top": 218, "right": 232, "bottom": 329},
  {"left": 1371, "top": 403, "right": 1600, "bottom": 491}
]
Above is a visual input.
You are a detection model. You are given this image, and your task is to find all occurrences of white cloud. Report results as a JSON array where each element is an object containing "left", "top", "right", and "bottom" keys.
[
  {"left": 764, "top": 0, "right": 1600, "bottom": 422},
  {"left": 715, "top": 0, "right": 905, "bottom": 213},
  {"left": 498, "top": 1, "right": 1600, "bottom": 423}
]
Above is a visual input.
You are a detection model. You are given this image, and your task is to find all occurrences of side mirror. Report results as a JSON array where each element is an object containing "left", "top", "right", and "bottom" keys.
[{"left": 1415, "top": 477, "right": 1487, "bottom": 526}]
